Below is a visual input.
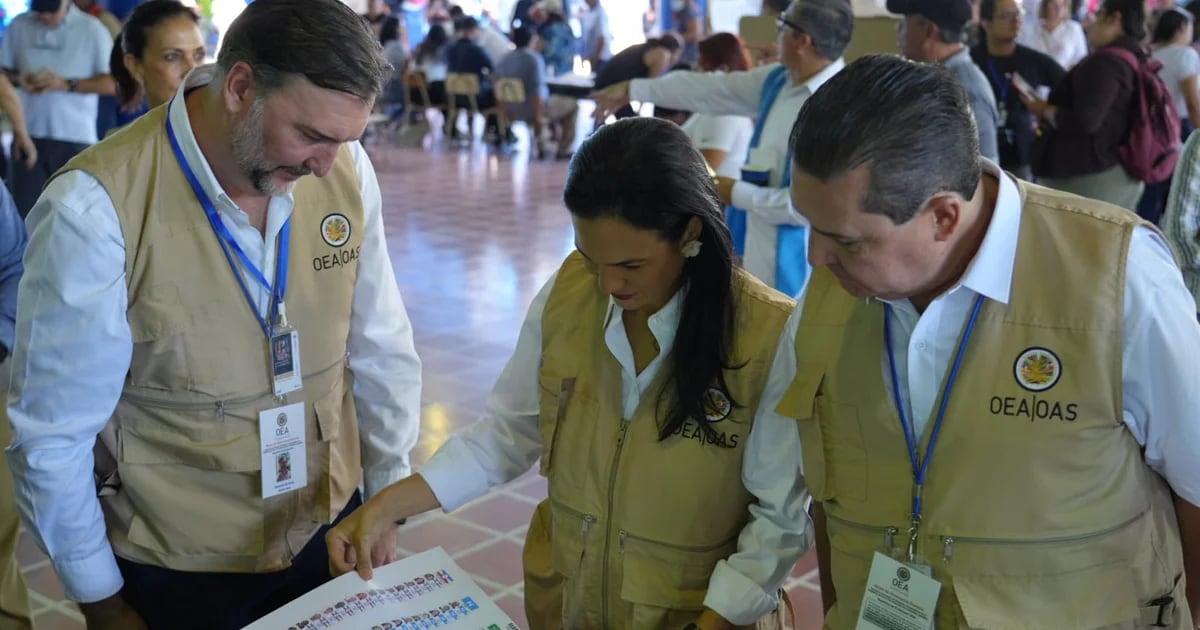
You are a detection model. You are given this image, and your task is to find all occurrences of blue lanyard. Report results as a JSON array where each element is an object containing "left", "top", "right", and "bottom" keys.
[
  {"left": 164, "top": 111, "right": 290, "bottom": 338},
  {"left": 749, "top": 65, "right": 792, "bottom": 185},
  {"left": 986, "top": 60, "right": 1010, "bottom": 106},
  {"left": 883, "top": 294, "right": 985, "bottom": 535}
]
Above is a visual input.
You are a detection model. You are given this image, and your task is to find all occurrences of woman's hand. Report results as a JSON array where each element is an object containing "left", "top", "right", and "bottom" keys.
[
  {"left": 326, "top": 498, "right": 397, "bottom": 580},
  {"left": 326, "top": 475, "right": 441, "bottom": 579}
]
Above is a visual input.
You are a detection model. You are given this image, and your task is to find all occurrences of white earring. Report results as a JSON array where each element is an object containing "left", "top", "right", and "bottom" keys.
[{"left": 682, "top": 240, "right": 702, "bottom": 258}]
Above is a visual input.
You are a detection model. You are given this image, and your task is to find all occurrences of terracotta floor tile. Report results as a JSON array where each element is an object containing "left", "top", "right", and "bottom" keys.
[
  {"left": 508, "top": 474, "right": 549, "bottom": 503},
  {"left": 22, "top": 564, "right": 65, "bottom": 601},
  {"left": 451, "top": 492, "right": 539, "bottom": 535},
  {"left": 785, "top": 586, "right": 826, "bottom": 630},
  {"left": 15, "top": 530, "right": 47, "bottom": 567},
  {"left": 394, "top": 514, "right": 496, "bottom": 557},
  {"left": 494, "top": 593, "right": 529, "bottom": 629},
  {"left": 453, "top": 539, "right": 527, "bottom": 590}
]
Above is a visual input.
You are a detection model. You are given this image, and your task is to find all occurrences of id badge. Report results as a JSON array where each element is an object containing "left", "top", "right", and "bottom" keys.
[
  {"left": 856, "top": 552, "right": 940, "bottom": 630},
  {"left": 259, "top": 402, "right": 307, "bottom": 498},
  {"left": 270, "top": 326, "right": 303, "bottom": 397}
]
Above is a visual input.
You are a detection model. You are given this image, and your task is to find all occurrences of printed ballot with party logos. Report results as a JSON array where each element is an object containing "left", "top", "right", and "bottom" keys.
[{"left": 243, "top": 547, "right": 519, "bottom": 630}]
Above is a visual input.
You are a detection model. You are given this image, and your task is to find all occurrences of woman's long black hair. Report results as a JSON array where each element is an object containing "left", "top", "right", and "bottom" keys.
[{"left": 563, "top": 117, "right": 739, "bottom": 440}]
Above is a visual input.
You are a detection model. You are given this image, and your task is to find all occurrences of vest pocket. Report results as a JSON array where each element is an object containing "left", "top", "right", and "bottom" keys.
[
  {"left": 548, "top": 499, "right": 597, "bottom": 628},
  {"left": 616, "top": 530, "right": 738, "bottom": 626},
  {"left": 953, "top": 563, "right": 1138, "bottom": 628},
  {"left": 117, "top": 419, "right": 265, "bottom": 556},
  {"left": 538, "top": 376, "right": 576, "bottom": 476},
  {"left": 777, "top": 368, "right": 830, "bottom": 500}
]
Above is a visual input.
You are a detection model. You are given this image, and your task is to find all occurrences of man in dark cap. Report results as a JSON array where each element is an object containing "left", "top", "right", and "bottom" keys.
[{"left": 888, "top": 0, "right": 1000, "bottom": 161}]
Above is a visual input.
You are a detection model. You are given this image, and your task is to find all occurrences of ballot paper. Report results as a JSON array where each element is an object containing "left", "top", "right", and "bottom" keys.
[{"left": 243, "top": 547, "right": 518, "bottom": 630}]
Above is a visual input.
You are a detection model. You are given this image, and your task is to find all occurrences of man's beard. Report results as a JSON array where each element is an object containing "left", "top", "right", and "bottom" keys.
[{"left": 231, "top": 98, "right": 312, "bottom": 196}]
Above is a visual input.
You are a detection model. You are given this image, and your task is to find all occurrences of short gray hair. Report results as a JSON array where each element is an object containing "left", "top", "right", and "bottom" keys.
[
  {"left": 784, "top": 0, "right": 855, "bottom": 60},
  {"left": 790, "top": 54, "right": 981, "bottom": 224},
  {"left": 216, "top": 0, "right": 390, "bottom": 102}
]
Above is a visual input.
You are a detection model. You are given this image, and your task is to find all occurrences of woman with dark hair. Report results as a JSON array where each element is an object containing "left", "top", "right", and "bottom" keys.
[
  {"left": 592, "top": 33, "right": 684, "bottom": 120},
  {"left": 1137, "top": 7, "right": 1200, "bottom": 223},
  {"left": 110, "top": 0, "right": 205, "bottom": 114},
  {"left": 1025, "top": 0, "right": 1152, "bottom": 210},
  {"left": 327, "top": 117, "right": 807, "bottom": 630}
]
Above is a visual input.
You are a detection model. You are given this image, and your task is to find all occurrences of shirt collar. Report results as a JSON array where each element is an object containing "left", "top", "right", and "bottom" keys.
[
  {"left": 792, "top": 57, "right": 845, "bottom": 95},
  {"left": 952, "top": 159, "right": 1022, "bottom": 304},
  {"left": 603, "top": 287, "right": 685, "bottom": 357},
  {"left": 942, "top": 46, "right": 973, "bottom": 67}
]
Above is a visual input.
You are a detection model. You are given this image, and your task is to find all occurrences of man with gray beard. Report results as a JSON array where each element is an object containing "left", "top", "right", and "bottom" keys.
[{"left": 4, "top": 0, "right": 423, "bottom": 628}]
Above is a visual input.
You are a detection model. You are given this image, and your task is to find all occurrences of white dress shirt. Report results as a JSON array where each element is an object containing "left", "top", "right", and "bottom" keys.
[
  {"left": 0, "top": 4, "right": 113, "bottom": 144},
  {"left": 5, "top": 66, "right": 422, "bottom": 604},
  {"left": 630, "top": 60, "right": 844, "bottom": 289},
  {"left": 419, "top": 272, "right": 810, "bottom": 625},
  {"left": 1019, "top": 19, "right": 1089, "bottom": 70},
  {"left": 769, "top": 161, "right": 1200, "bottom": 509},
  {"left": 680, "top": 112, "right": 754, "bottom": 179}
]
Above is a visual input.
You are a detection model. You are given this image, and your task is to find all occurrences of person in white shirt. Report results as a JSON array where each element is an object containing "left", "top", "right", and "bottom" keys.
[
  {"left": 6, "top": 1, "right": 422, "bottom": 628},
  {"left": 580, "top": 0, "right": 612, "bottom": 70},
  {"left": 327, "top": 117, "right": 810, "bottom": 630},
  {"left": 0, "top": 0, "right": 116, "bottom": 217},
  {"left": 676, "top": 33, "right": 755, "bottom": 179},
  {"left": 1019, "top": 0, "right": 1088, "bottom": 68},
  {"left": 592, "top": 0, "right": 854, "bottom": 296},
  {"left": 785, "top": 53, "right": 1200, "bottom": 626}
]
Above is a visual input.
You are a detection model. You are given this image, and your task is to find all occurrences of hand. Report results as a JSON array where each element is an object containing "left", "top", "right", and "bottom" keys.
[
  {"left": 692, "top": 608, "right": 733, "bottom": 630},
  {"left": 326, "top": 498, "right": 398, "bottom": 580},
  {"left": 13, "top": 132, "right": 36, "bottom": 168},
  {"left": 589, "top": 81, "right": 631, "bottom": 122},
  {"left": 27, "top": 72, "right": 65, "bottom": 93},
  {"left": 81, "top": 594, "right": 148, "bottom": 630},
  {"left": 1019, "top": 92, "right": 1056, "bottom": 123},
  {"left": 18, "top": 73, "right": 42, "bottom": 95},
  {"left": 714, "top": 176, "right": 736, "bottom": 207}
]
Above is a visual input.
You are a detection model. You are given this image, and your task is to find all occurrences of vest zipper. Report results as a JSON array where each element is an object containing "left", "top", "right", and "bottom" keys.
[
  {"left": 118, "top": 360, "right": 346, "bottom": 418},
  {"left": 937, "top": 510, "right": 1146, "bottom": 561},
  {"left": 120, "top": 391, "right": 264, "bottom": 419},
  {"left": 601, "top": 421, "right": 631, "bottom": 630},
  {"left": 826, "top": 510, "right": 1145, "bottom": 561},
  {"left": 616, "top": 529, "right": 740, "bottom": 553}
]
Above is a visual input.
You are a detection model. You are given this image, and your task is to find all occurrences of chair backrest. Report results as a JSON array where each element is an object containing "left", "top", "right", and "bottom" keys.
[
  {"left": 494, "top": 78, "right": 527, "bottom": 104},
  {"left": 405, "top": 70, "right": 432, "bottom": 107},
  {"left": 446, "top": 73, "right": 482, "bottom": 96}
]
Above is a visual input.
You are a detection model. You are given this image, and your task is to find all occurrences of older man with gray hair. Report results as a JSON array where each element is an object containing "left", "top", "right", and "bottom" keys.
[{"left": 593, "top": 0, "right": 854, "bottom": 299}]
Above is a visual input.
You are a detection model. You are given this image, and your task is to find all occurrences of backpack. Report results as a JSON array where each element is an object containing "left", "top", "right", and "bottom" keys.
[{"left": 1096, "top": 47, "right": 1181, "bottom": 184}]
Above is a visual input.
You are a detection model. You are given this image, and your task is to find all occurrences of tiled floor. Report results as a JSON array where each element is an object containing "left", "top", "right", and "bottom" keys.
[{"left": 14, "top": 121, "right": 823, "bottom": 629}]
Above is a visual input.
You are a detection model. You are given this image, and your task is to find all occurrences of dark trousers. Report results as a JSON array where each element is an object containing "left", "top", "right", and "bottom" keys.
[
  {"left": 1136, "top": 118, "right": 1195, "bottom": 225},
  {"left": 10, "top": 137, "right": 89, "bottom": 218},
  {"left": 116, "top": 490, "right": 363, "bottom": 630}
]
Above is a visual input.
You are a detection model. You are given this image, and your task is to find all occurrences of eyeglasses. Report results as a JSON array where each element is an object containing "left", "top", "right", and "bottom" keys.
[
  {"left": 776, "top": 15, "right": 805, "bottom": 35},
  {"left": 996, "top": 9, "right": 1025, "bottom": 21}
]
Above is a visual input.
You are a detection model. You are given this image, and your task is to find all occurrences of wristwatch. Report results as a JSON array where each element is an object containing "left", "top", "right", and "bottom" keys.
[{"left": 66, "top": 79, "right": 79, "bottom": 92}]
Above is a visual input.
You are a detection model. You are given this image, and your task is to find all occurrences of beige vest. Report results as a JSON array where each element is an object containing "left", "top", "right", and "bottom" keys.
[
  {"left": 777, "top": 182, "right": 1189, "bottom": 628},
  {"left": 61, "top": 105, "right": 366, "bottom": 573},
  {"left": 522, "top": 252, "right": 795, "bottom": 629}
]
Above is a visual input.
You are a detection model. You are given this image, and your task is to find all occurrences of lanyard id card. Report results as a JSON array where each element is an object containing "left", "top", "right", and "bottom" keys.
[
  {"left": 856, "top": 552, "right": 940, "bottom": 630},
  {"left": 270, "top": 305, "right": 303, "bottom": 397},
  {"left": 259, "top": 401, "right": 307, "bottom": 498}
]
